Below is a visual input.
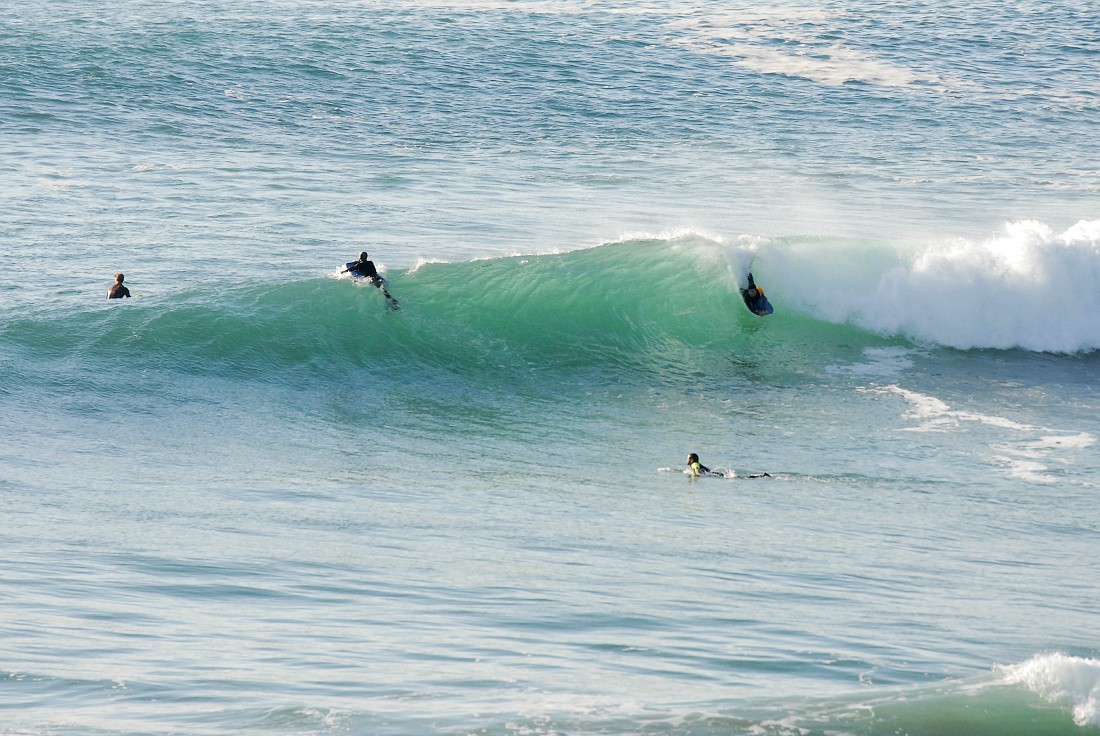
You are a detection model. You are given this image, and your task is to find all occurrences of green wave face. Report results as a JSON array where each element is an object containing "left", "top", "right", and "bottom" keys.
[{"left": 1, "top": 237, "right": 892, "bottom": 395}]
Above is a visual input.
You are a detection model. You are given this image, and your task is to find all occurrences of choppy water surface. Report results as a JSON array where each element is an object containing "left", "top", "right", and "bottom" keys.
[{"left": 2, "top": 1, "right": 1098, "bottom": 734}]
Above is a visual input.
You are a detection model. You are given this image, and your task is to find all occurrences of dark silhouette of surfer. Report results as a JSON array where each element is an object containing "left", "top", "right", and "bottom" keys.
[
  {"left": 742, "top": 273, "right": 772, "bottom": 316},
  {"left": 343, "top": 252, "right": 399, "bottom": 309}
]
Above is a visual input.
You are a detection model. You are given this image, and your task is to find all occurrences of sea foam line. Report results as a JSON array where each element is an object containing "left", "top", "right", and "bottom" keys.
[
  {"left": 878, "top": 385, "right": 1095, "bottom": 484},
  {"left": 666, "top": 9, "right": 944, "bottom": 88}
]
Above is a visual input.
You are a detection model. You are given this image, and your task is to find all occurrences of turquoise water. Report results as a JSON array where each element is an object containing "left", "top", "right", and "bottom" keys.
[{"left": 2, "top": 1, "right": 1099, "bottom": 734}]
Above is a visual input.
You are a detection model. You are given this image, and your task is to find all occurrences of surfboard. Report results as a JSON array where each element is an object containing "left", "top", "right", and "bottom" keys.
[
  {"left": 741, "top": 272, "right": 773, "bottom": 316},
  {"left": 658, "top": 467, "right": 772, "bottom": 478}
]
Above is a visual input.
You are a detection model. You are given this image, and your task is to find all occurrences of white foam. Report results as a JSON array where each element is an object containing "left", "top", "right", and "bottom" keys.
[
  {"left": 408, "top": 257, "right": 450, "bottom": 274},
  {"left": 1000, "top": 654, "right": 1100, "bottom": 727},
  {"left": 992, "top": 453, "right": 1053, "bottom": 484},
  {"left": 693, "top": 38, "right": 934, "bottom": 88},
  {"left": 668, "top": 9, "right": 944, "bottom": 88},
  {"left": 883, "top": 385, "right": 1040, "bottom": 432},
  {"left": 832, "top": 347, "right": 916, "bottom": 378},
  {"left": 380, "top": 3, "right": 945, "bottom": 89},
  {"left": 880, "top": 385, "right": 1093, "bottom": 483},
  {"left": 1028, "top": 433, "right": 1096, "bottom": 451},
  {"left": 783, "top": 220, "right": 1100, "bottom": 353},
  {"left": 611, "top": 227, "right": 729, "bottom": 246}
]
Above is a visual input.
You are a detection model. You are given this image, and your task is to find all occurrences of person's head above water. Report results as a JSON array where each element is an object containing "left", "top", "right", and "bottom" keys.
[
  {"left": 360, "top": 251, "right": 369, "bottom": 261},
  {"left": 115, "top": 273, "right": 125, "bottom": 283},
  {"left": 687, "top": 453, "right": 700, "bottom": 464}
]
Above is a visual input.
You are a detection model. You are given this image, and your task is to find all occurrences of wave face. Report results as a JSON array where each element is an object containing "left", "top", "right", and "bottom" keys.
[
  {"left": 4, "top": 227, "right": 1097, "bottom": 405},
  {"left": 0, "top": 237, "right": 779, "bottom": 391},
  {"left": 2, "top": 654, "right": 1096, "bottom": 735}
]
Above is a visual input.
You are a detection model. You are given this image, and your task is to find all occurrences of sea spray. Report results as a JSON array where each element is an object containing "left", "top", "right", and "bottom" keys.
[
  {"left": 762, "top": 221, "right": 1100, "bottom": 353},
  {"left": 1001, "top": 654, "right": 1100, "bottom": 727}
]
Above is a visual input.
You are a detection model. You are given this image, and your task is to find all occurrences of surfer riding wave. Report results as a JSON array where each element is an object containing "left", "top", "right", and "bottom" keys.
[{"left": 343, "top": 251, "right": 399, "bottom": 309}]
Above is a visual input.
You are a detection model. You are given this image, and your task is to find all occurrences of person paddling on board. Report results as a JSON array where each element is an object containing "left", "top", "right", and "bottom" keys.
[
  {"left": 107, "top": 273, "right": 131, "bottom": 299},
  {"left": 743, "top": 273, "right": 769, "bottom": 316},
  {"left": 687, "top": 453, "right": 715, "bottom": 477},
  {"left": 687, "top": 453, "right": 772, "bottom": 478},
  {"left": 342, "top": 251, "right": 399, "bottom": 309}
]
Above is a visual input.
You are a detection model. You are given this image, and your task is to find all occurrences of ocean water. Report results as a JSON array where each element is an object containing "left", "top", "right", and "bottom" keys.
[{"left": 2, "top": 1, "right": 1099, "bottom": 734}]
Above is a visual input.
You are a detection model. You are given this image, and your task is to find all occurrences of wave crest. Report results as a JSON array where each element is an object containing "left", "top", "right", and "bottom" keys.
[
  {"left": 770, "top": 220, "right": 1100, "bottom": 353},
  {"left": 1000, "top": 653, "right": 1100, "bottom": 727}
]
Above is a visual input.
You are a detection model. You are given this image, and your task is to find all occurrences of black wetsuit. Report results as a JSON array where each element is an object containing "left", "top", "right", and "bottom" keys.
[
  {"left": 743, "top": 272, "right": 769, "bottom": 315},
  {"left": 346, "top": 257, "right": 399, "bottom": 308},
  {"left": 744, "top": 291, "right": 767, "bottom": 314},
  {"left": 107, "top": 283, "right": 131, "bottom": 299},
  {"left": 346, "top": 258, "right": 380, "bottom": 280}
]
